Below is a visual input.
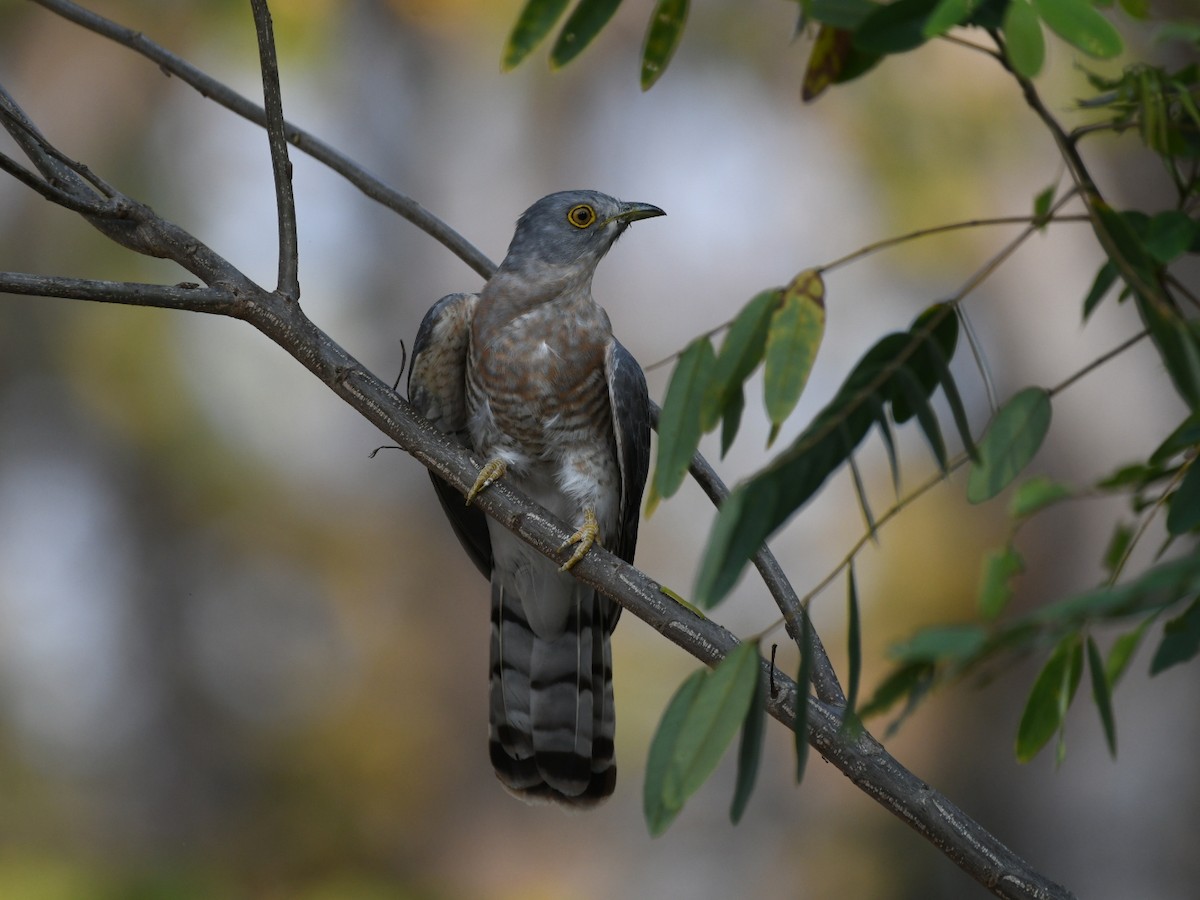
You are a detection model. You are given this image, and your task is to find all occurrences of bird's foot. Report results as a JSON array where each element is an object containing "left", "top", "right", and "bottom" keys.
[
  {"left": 466, "top": 458, "right": 507, "bottom": 505},
  {"left": 559, "top": 507, "right": 600, "bottom": 572}
]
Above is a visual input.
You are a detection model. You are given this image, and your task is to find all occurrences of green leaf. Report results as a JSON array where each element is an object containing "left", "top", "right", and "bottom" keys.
[
  {"left": 1086, "top": 635, "right": 1117, "bottom": 758},
  {"left": 1106, "top": 619, "right": 1148, "bottom": 685},
  {"left": 845, "top": 564, "right": 862, "bottom": 717},
  {"left": 979, "top": 545, "right": 1025, "bottom": 619},
  {"left": 1009, "top": 475, "right": 1074, "bottom": 517},
  {"left": 644, "top": 669, "right": 705, "bottom": 835},
  {"left": 859, "top": 660, "right": 935, "bottom": 722},
  {"left": 730, "top": 659, "right": 766, "bottom": 824},
  {"left": 503, "top": 0, "right": 573, "bottom": 70},
  {"left": 1166, "top": 462, "right": 1200, "bottom": 534},
  {"left": 641, "top": 0, "right": 689, "bottom": 90},
  {"left": 871, "top": 394, "right": 902, "bottom": 493},
  {"left": 1137, "top": 298, "right": 1200, "bottom": 411},
  {"left": 550, "top": 0, "right": 625, "bottom": 69},
  {"left": 720, "top": 384, "right": 745, "bottom": 459},
  {"left": 967, "top": 387, "right": 1052, "bottom": 503},
  {"left": 1102, "top": 520, "right": 1134, "bottom": 578},
  {"left": 645, "top": 644, "right": 762, "bottom": 835},
  {"left": 890, "top": 624, "right": 988, "bottom": 664},
  {"left": 809, "top": 0, "right": 877, "bottom": 29},
  {"left": 854, "top": 0, "right": 942, "bottom": 56},
  {"left": 703, "top": 289, "right": 779, "bottom": 432},
  {"left": 1150, "top": 597, "right": 1200, "bottom": 675},
  {"left": 695, "top": 308, "right": 962, "bottom": 608},
  {"left": 891, "top": 303, "right": 959, "bottom": 424},
  {"left": 1143, "top": 211, "right": 1198, "bottom": 264},
  {"left": 894, "top": 366, "right": 949, "bottom": 470},
  {"left": 1002, "top": 0, "right": 1045, "bottom": 78},
  {"left": 1016, "top": 634, "right": 1083, "bottom": 764},
  {"left": 1082, "top": 260, "right": 1118, "bottom": 321},
  {"left": 922, "top": 0, "right": 984, "bottom": 37},
  {"left": 1150, "top": 411, "right": 1200, "bottom": 465},
  {"left": 659, "top": 643, "right": 761, "bottom": 815},
  {"left": 651, "top": 337, "right": 715, "bottom": 506},
  {"left": 795, "top": 613, "right": 812, "bottom": 782},
  {"left": 764, "top": 270, "right": 826, "bottom": 445},
  {"left": 1033, "top": 183, "right": 1056, "bottom": 221},
  {"left": 1031, "top": 0, "right": 1123, "bottom": 59},
  {"left": 1116, "top": 0, "right": 1148, "bottom": 16}
]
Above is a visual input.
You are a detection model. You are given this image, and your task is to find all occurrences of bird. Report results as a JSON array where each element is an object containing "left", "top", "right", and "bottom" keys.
[{"left": 407, "top": 190, "right": 663, "bottom": 806}]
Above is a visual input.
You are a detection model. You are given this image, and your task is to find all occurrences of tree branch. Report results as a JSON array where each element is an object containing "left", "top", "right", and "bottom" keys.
[
  {"left": 0, "top": 4, "right": 1078, "bottom": 897},
  {"left": 31, "top": 0, "right": 496, "bottom": 281},
  {"left": 249, "top": 0, "right": 299, "bottom": 300}
]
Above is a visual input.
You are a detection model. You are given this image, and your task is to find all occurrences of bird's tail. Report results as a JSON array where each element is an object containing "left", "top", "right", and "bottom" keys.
[{"left": 488, "top": 579, "right": 616, "bottom": 806}]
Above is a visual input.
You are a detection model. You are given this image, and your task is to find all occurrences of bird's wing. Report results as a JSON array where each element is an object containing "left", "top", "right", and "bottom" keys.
[
  {"left": 605, "top": 338, "right": 651, "bottom": 568},
  {"left": 408, "top": 292, "right": 492, "bottom": 579}
]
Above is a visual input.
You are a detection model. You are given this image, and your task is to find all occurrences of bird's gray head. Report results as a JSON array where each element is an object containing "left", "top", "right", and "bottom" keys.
[{"left": 500, "top": 190, "right": 665, "bottom": 276}]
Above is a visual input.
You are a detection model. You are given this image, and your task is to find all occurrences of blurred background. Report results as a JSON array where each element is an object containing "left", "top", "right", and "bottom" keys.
[{"left": 0, "top": 0, "right": 1196, "bottom": 897}]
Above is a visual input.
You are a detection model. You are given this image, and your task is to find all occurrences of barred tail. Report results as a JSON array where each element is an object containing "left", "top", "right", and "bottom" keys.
[{"left": 488, "top": 579, "right": 616, "bottom": 806}]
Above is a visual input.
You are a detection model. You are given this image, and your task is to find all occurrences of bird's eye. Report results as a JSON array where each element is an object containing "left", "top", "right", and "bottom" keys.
[{"left": 567, "top": 204, "right": 597, "bottom": 229}]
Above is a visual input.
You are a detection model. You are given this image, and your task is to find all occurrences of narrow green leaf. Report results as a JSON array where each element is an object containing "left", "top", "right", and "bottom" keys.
[
  {"left": 719, "top": 385, "right": 745, "bottom": 459},
  {"left": 802, "top": 26, "right": 854, "bottom": 102},
  {"left": 1033, "top": 183, "right": 1056, "bottom": 221},
  {"left": 1143, "top": 211, "right": 1198, "bottom": 265},
  {"left": 1016, "top": 634, "right": 1083, "bottom": 764},
  {"left": 644, "top": 670, "right": 705, "bottom": 836},
  {"left": 892, "top": 303, "right": 959, "bottom": 424},
  {"left": 809, "top": 0, "right": 877, "bottom": 29},
  {"left": 763, "top": 270, "right": 826, "bottom": 444},
  {"left": 1137, "top": 298, "right": 1200, "bottom": 411},
  {"left": 1002, "top": 0, "right": 1045, "bottom": 78},
  {"left": 1031, "top": 0, "right": 1123, "bottom": 59},
  {"left": 641, "top": 0, "right": 689, "bottom": 91},
  {"left": 1102, "top": 521, "right": 1134, "bottom": 577},
  {"left": 890, "top": 624, "right": 988, "bottom": 663},
  {"left": 703, "top": 289, "right": 779, "bottom": 432},
  {"left": 662, "top": 642, "right": 761, "bottom": 809},
  {"left": 1086, "top": 636, "right": 1118, "bottom": 758},
  {"left": 1117, "top": 0, "right": 1148, "bottom": 16},
  {"left": 551, "top": 0, "right": 625, "bottom": 69},
  {"left": 923, "top": 0, "right": 984, "bottom": 37},
  {"left": 1166, "top": 462, "right": 1200, "bottom": 535},
  {"left": 847, "top": 446, "right": 877, "bottom": 538},
  {"left": 979, "top": 545, "right": 1025, "bottom": 619},
  {"left": 871, "top": 394, "right": 902, "bottom": 494},
  {"left": 503, "top": 0, "right": 573, "bottom": 70},
  {"left": 730, "top": 659, "right": 766, "bottom": 824},
  {"left": 892, "top": 366, "right": 949, "bottom": 470},
  {"left": 1106, "top": 620, "right": 1147, "bottom": 686},
  {"left": 1082, "top": 260, "right": 1118, "bottom": 321},
  {"left": 922, "top": 331, "right": 978, "bottom": 460},
  {"left": 652, "top": 337, "right": 715, "bottom": 504},
  {"left": 1150, "top": 411, "right": 1200, "bottom": 465},
  {"left": 967, "top": 387, "right": 1052, "bottom": 503},
  {"left": 795, "top": 613, "right": 812, "bottom": 782},
  {"left": 845, "top": 564, "right": 862, "bottom": 718},
  {"left": 854, "top": 0, "right": 942, "bottom": 56},
  {"left": 859, "top": 661, "right": 936, "bottom": 723},
  {"left": 1009, "top": 475, "right": 1074, "bottom": 518},
  {"left": 1150, "top": 597, "right": 1200, "bottom": 675}
]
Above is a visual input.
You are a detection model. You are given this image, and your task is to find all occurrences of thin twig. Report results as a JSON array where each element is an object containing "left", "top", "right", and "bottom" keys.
[
  {"left": 249, "top": 0, "right": 299, "bottom": 300},
  {"left": 0, "top": 271, "right": 240, "bottom": 313}
]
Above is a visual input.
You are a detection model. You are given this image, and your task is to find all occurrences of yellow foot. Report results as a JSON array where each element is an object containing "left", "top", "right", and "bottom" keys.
[
  {"left": 559, "top": 507, "right": 600, "bottom": 572},
  {"left": 467, "top": 458, "right": 507, "bottom": 505}
]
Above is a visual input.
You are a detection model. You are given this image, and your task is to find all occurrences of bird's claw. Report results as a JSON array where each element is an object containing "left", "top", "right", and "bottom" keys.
[
  {"left": 559, "top": 508, "right": 600, "bottom": 572},
  {"left": 467, "top": 458, "right": 507, "bottom": 505}
]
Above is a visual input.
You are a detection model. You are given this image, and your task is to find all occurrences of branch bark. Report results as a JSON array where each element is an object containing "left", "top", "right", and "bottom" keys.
[{"left": 0, "top": 4, "right": 1075, "bottom": 898}]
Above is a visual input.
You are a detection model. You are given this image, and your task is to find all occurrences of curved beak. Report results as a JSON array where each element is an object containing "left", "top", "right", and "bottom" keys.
[{"left": 613, "top": 200, "right": 666, "bottom": 224}]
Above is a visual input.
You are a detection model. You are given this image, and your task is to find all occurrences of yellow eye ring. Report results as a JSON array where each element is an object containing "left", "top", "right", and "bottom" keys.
[{"left": 567, "top": 203, "right": 597, "bottom": 229}]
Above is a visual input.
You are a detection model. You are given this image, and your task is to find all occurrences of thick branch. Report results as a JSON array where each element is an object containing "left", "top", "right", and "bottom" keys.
[
  {"left": 0, "top": 272, "right": 241, "bottom": 312},
  {"left": 240, "top": 290, "right": 1072, "bottom": 900}
]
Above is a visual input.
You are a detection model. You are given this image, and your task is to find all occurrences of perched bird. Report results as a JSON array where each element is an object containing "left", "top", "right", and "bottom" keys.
[{"left": 407, "top": 190, "right": 663, "bottom": 806}]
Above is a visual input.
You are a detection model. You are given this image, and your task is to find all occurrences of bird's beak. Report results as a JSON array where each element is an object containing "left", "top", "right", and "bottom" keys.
[{"left": 608, "top": 201, "right": 666, "bottom": 226}]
